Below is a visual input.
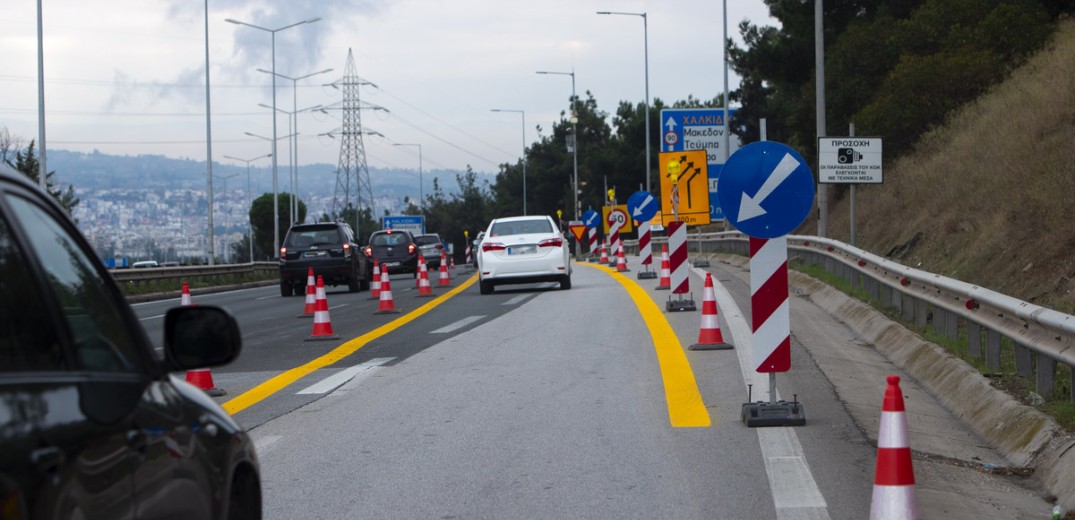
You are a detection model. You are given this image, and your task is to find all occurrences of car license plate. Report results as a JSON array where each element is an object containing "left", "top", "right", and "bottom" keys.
[
  {"left": 303, "top": 251, "right": 327, "bottom": 258},
  {"left": 385, "top": 261, "right": 401, "bottom": 267},
  {"left": 507, "top": 245, "right": 536, "bottom": 255}
]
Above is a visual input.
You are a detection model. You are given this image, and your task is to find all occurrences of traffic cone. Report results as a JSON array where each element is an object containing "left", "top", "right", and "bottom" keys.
[
  {"left": 438, "top": 250, "right": 452, "bottom": 287},
  {"left": 368, "top": 260, "right": 382, "bottom": 300},
  {"left": 600, "top": 240, "right": 609, "bottom": 264},
  {"left": 869, "top": 375, "right": 918, "bottom": 519},
  {"left": 656, "top": 245, "right": 672, "bottom": 290},
  {"left": 416, "top": 255, "right": 427, "bottom": 289},
  {"left": 376, "top": 268, "right": 400, "bottom": 314},
  {"left": 180, "top": 282, "right": 194, "bottom": 306},
  {"left": 298, "top": 267, "right": 316, "bottom": 317},
  {"left": 306, "top": 276, "right": 340, "bottom": 341},
  {"left": 185, "top": 368, "right": 224, "bottom": 396},
  {"left": 416, "top": 259, "right": 434, "bottom": 297},
  {"left": 616, "top": 245, "right": 630, "bottom": 272},
  {"left": 690, "top": 273, "right": 732, "bottom": 350}
]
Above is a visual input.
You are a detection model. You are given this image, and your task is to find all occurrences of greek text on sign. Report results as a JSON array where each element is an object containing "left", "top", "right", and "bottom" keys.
[{"left": 818, "top": 137, "right": 883, "bottom": 184}]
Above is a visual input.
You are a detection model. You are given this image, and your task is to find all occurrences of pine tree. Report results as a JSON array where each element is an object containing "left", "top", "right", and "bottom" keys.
[{"left": 7, "top": 141, "right": 80, "bottom": 218}]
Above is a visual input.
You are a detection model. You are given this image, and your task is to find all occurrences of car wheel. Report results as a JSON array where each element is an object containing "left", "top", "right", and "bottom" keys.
[
  {"left": 280, "top": 281, "right": 294, "bottom": 297},
  {"left": 348, "top": 268, "right": 361, "bottom": 292},
  {"left": 479, "top": 279, "right": 493, "bottom": 295},
  {"left": 227, "top": 465, "right": 262, "bottom": 520},
  {"left": 560, "top": 275, "right": 572, "bottom": 290}
]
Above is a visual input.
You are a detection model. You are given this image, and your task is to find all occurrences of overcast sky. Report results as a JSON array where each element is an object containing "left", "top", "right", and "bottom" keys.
[{"left": 2, "top": 0, "right": 778, "bottom": 176}]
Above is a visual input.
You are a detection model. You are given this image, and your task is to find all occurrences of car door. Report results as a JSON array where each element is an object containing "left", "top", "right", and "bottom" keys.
[{"left": 0, "top": 186, "right": 148, "bottom": 519}]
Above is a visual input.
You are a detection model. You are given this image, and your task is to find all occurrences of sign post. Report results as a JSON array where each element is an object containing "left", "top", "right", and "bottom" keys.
[
  {"left": 717, "top": 141, "right": 814, "bottom": 427},
  {"left": 627, "top": 190, "right": 659, "bottom": 279}
]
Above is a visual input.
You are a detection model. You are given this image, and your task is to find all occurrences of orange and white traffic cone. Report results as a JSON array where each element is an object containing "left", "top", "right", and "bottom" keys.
[
  {"left": 600, "top": 240, "right": 609, "bottom": 264},
  {"left": 368, "top": 260, "right": 382, "bottom": 300},
  {"left": 689, "top": 273, "right": 732, "bottom": 350},
  {"left": 655, "top": 244, "right": 672, "bottom": 290},
  {"left": 299, "top": 267, "right": 316, "bottom": 317},
  {"left": 180, "top": 282, "right": 195, "bottom": 306},
  {"left": 376, "top": 268, "right": 400, "bottom": 314},
  {"left": 416, "top": 255, "right": 427, "bottom": 289},
  {"left": 416, "top": 259, "right": 434, "bottom": 297},
  {"left": 616, "top": 244, "right": 630, "bottom": 272},
  {"left": 869, "top": 375, "right": 918, "bottom": 519},
  {"left": 306, "top": 276, "right": 340, "bottom": 341},
  {"left": 185, "top": 368, "right": 224, "bottom": 396},
  {"left": 438, "top": 250, "right": 452, "bottom": 287}
]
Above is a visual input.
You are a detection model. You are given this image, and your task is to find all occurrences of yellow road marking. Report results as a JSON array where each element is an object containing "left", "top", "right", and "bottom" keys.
[
  {"left": 582, "top": 263, "right": 711, "bottom": 428},
  {"left": 222, "top": 274, "right": 478, "bottom": 415}
]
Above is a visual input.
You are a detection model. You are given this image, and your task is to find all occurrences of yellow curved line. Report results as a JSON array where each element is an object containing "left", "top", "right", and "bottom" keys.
[
  {"left": 222, "top": 274, "right": 479, "bottom": 415},
  {"left": 581, "top": 263, "right": 711, "bottom": 428}
]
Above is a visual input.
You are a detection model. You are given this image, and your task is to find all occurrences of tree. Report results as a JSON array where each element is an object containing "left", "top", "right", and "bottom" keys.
[
  {"left": 4, "top": 140, "right": 80, "bottom": 218},
  {"left": 248, "top": 193, "right": 305, "bottom": 259}
]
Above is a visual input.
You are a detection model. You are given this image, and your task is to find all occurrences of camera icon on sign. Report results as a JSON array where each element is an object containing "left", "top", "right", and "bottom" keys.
[{"left": 837, "top": 148, "right": 863, "bottom": 164}]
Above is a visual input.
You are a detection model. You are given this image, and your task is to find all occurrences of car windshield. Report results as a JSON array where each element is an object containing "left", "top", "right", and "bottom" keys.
[
  {"left": 289, "top": 228, "right": 339, "bottom": 247},
  {"left": 490, "top": 220, "right": 552, "bottom": 237},
  {"left": 371, "top": 233, "right": 409, "bottom": 247}
]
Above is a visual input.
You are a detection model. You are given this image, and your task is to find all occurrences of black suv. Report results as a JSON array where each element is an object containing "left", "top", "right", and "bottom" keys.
[
  {"left": 364, "top": 229, "right": 419, "bottom": 277},
  {"left": 0, "top": 163, "right": 261, "bottom": 518},
  {"left": 279, "top": 221, "right": 371, "bottom": 296}
]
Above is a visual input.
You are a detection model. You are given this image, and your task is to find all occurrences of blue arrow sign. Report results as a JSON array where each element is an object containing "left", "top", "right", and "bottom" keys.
[
  {"left": 582, "top": 209, "right": 600, "bottom": 230},
  {"left": 627, "top": 191, "right": 657, "bottom": 223},
  {"left": 717, "top": 141, "right": 815, "bottom": 239}
]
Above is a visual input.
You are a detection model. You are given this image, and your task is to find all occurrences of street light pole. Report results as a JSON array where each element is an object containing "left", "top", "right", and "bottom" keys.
[
  {"left": 597, "top": 10, "right": 651, "bottom": 193},
  {"left": 226, "top": 16, "right": 321, "bottom": 258},
  {"left": 223, "top": 153, "right": 271, "bottom": 262},
  {"left": 256, "top": 67, "right": 333, "bottom": 224},
  {"left": 394, "top": 143, "right": 423, "bottom": 211},
  {"left": 536, "top": 69, "right": 579, "bottom": 221},
  {"left": 491, "top": 109, "right": 526, "bottom": 215}
]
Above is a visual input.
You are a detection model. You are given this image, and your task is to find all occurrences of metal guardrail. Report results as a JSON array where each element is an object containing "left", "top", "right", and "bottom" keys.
[
  {"left": 109, "top": 261, "right": 278, "bottom": 290},
  {"left": 624, "top": 231, "right": 1075, "bottom": 403}
]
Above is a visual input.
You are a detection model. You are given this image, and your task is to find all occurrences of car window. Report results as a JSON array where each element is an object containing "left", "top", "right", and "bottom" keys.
[
  {"left": 0, "top": 205, "right": 65, "bottom": 372},
  {"left": 491, "top": 220, "right": 552, "bottom": 236},
  {"left": 6, "top": 195, "right": 143, "bottom": 373},
  {"left": 372, "top": 233, "right": 408, "bottom": 246},
  {"left": 415, "top": 236, "right": 439, "bottom": 245}
]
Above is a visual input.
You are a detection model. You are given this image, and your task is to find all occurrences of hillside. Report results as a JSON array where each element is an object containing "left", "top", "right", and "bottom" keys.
[{"left": 815, "top": 16, "right": 1075, "bottom": 313}]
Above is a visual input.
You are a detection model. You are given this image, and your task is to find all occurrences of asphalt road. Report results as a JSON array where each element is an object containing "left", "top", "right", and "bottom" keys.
[{"left": 129, "top": 258, "right": 1055, "bottom": 519}]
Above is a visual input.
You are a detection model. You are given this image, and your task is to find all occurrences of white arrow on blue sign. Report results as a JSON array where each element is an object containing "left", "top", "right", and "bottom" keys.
[
  {"left": 717, "top": 141, "right": 815, "bottom": 239},
  {"left": 582, "top": 209, "right": 601, "bottom": 230},
  {"left": 627, "top": 191, "right": 657, "bottom": 222}
]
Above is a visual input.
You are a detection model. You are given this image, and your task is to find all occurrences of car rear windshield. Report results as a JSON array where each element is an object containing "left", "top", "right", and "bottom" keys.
[
  {"left": 288, "top": 227, "right": 340, "bottom": 247},
  {"left": 415, "top": 235, "right": 440, "bottom": 245},
  {"left": 490, "top": 220, "right": 552, "bottom": 236},
  {"left": 370, "top": 232, "right": 411, "bottom": 247}
]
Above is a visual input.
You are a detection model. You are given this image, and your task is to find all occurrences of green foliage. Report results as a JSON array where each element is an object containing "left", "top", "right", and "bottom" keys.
[
  {"left": 248, "top": 193, "right": 305, "bottom": 258},
  {"left": 4, "top": 140, "right": 81, "bottom": 218}
]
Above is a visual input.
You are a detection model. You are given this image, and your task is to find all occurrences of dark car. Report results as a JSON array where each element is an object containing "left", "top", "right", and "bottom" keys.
[
  {"left": 364, "top": 229, "right": 419, "bottom": 277},
  {"left": 279, "top": 221, "right": 370, "bottom": 297},
  {"left": 414, "top": 233, "right": 445, "bottom": 270},
  {"left": 0, "top": 163, "right": 261, "bottom": 519}
]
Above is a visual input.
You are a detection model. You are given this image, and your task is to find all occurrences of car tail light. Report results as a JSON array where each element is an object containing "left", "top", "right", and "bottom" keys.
[
  {"left": 280, "top": 246, "right": 287, "bottom": 256},
  {"left": 482, "top": 242, "right": 506, "bottom": 252},
  {"left": 408, "top": 244, "right": 417, "bottom": 254},
  {"left": 539, "top": 237, "right": 563, "bottom": 248},
  {"left": 363, "top": 246, "right": 372, "bottom": 257},
  {"left": 342, "top": 243, "right": 352, "bottom": 256}
]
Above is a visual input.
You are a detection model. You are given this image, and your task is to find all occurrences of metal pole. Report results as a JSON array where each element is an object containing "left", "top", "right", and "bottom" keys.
[
  {"left": 642, "top": 13, "right": 651, "bottom": 194},
  {"left": 522, "top": 111, "right": 527, "bottom": 215},
  {"left": 815, "top": 0, "right": 828, "bottom": 237},
  {"left": 36, "top": 0, "right": 46, "bottom": 190},
  {"left": 572, "top": 72, "right": 579, "bottom": 221},
  {"left": 247, "top": 161, "right": 253, "bottom": 261},
  {"left": 850, "top": 122, "right": 856, "bottom": 247},
  {"left": 205, "top": 0, "right": 215, "bottom": 265},
  {"left": 722, "top": 0, "right": 730, "bottom": 164}
]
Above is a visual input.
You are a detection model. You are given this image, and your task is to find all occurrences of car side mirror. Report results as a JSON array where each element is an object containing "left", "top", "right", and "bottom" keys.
[{"left": 163, "top": 306, "right": 242, "bottom": 370}]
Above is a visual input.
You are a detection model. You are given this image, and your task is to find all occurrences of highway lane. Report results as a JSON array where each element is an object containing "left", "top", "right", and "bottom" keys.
[{"left": 130, "top": 258, "right": 1054, "bottom": 517}]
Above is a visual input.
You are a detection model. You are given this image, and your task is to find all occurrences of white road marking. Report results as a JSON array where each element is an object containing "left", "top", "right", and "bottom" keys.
[
  {"left": 693, "top": 266, "right": 831, "bottom": 520},
  {"left": 431, "top": 315, "right": 486, "bottom": 334},
  {"left": 296, "top": 357, "right": 395, "bottom": 395},
  {"left": 502, "top": 295, "right": 530, "bottom": 306}
]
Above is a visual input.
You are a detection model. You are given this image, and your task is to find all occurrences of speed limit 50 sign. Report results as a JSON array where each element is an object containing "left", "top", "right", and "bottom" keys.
[{"left": 602, "top": 205, "right": 633, "bottom": 234}]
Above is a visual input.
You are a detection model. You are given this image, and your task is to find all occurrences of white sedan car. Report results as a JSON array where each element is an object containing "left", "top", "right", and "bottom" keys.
[{"left": 477, "top": 215, "right": 572, "bottom": 295}]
